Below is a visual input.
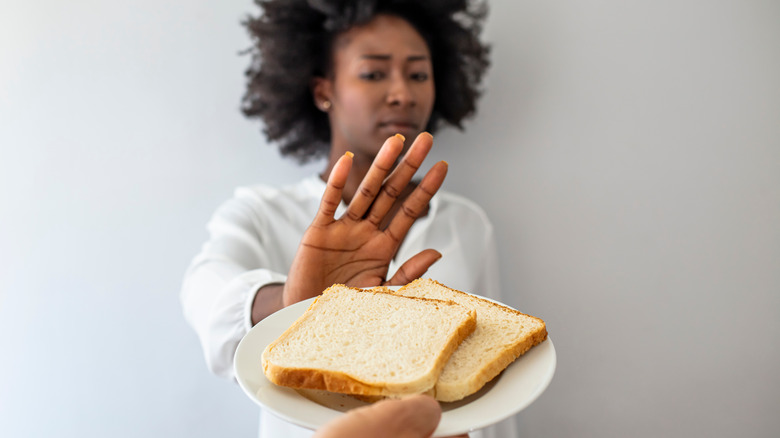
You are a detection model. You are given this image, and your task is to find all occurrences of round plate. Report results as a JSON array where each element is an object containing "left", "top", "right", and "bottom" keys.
[{"left": 234, "top": 294, "right": 556, "bottom": 437}]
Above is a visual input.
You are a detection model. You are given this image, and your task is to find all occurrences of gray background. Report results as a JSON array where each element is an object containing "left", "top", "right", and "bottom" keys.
[{"left": 1, "top": 0, "right": 778, "bottom": 437}]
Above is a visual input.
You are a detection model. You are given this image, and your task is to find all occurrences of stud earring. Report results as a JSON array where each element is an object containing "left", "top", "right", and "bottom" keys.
[{"left": 321, "top": 100, "right": 332, "bottom": 111}]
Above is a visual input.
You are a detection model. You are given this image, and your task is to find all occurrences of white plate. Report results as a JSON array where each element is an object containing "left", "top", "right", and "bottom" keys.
[{"left": 234, "top": 293, "right": 556, "bottom": 437}]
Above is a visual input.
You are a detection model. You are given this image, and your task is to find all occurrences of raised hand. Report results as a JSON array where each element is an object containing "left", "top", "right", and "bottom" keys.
[{"left": 282, "top": 132, "right": 447, "bottom": 306}]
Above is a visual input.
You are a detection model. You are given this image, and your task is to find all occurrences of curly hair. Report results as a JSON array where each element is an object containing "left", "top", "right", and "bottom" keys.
[{"left": 241, "top": 0, "right": 490, "bottom": 163}]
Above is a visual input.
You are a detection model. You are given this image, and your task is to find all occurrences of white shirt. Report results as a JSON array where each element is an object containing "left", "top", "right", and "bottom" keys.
[{"left": 181, "top": 175, "right": 517, "bottom": 438}]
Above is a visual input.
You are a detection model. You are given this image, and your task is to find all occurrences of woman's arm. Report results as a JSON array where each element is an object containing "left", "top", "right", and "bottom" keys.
[
  {"left": 183, "top": 133, "right": 447, "bottom": 378},
  {"left": 251, "top": 283, "right": 284, "bottom": 325},
  {"left": 181, "top": 194, "right": 288, "bottom": 378}
]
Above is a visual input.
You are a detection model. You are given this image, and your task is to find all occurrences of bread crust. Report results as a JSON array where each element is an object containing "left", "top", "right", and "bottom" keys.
[
  {"left": 397, "top": 279, "right": 548, "bottom": 402},
  {"left": 435, "top": 320, "right": 547, "bottom": 401},
  {"left": 261, "top": 285, "right": 477, "bottom": 397}
]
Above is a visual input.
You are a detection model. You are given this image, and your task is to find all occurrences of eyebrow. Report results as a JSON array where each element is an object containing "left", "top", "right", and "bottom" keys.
[{"left": 360, "top": 54, "right": 429, "bottom": 62}]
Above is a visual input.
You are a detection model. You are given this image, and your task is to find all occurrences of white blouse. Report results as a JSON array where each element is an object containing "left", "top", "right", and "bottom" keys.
[{"left": 181, "top": 175, "right": 516, "bottom": 438}]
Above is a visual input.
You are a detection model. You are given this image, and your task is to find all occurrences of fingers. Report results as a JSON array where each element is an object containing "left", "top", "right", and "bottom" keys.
[
  {"left": 344, "top": 135, "right": 404, "bottom": 221},
  {"left": 313, "top": 395, "right": 441, "bottom": 438},
  {"left": 313, "top": 152, "right": 353, "bottom": 226},
  {"left": 366, "top": 132, "right": 434, "bottom": 226},
  {"left": 384, "top": 159, "right": 448, "bottom": 244},
  {"left": 386, "top": 249, "right": 442, "bottom": 286}
]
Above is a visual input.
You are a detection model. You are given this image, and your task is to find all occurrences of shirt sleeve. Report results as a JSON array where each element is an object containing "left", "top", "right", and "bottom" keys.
[{"left": 180, "top": 193, "right": 287, "bottom": 380}]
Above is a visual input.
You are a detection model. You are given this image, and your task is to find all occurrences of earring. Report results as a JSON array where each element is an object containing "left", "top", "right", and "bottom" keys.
[{"left": 321, "top": 100, "right": 332, "bottom": 111}]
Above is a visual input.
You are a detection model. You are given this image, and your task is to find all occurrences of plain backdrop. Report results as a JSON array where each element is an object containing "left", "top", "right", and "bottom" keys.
[{"left": 1, "top": 0, "right": 778, "bottom": 437}]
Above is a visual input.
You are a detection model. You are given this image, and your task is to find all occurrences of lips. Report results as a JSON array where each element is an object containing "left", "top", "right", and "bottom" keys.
[{"left": 378, "top": 119, "right": 419, "bottom": 131}]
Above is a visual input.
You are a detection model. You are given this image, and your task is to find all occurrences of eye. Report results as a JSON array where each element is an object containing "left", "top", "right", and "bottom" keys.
[
  {"left": 410, "top": 72, "right": 430, "bottom": 82},
  {"left": 359, "top": 71, "right": 386, "bottom": 81}
]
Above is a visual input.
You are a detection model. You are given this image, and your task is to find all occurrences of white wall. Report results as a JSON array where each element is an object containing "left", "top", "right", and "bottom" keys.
[{"left": 1, "top": 1, "right": 778, "bottom": 437}]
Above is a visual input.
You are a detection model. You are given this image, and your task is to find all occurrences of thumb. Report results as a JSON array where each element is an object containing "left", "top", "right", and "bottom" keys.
[
  {"left": 314, "top": 395, "right": 441, "bottom": 438},
  {"left": 386, "top": 249, "right": 443, "bottom": 286}
]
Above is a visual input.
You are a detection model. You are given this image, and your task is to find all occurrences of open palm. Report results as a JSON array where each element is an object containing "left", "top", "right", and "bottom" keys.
[{"left": 282, "top": 133, "right": 447, "bottom": 306}]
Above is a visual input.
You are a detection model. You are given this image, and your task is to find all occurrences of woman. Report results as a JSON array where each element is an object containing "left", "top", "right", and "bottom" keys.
[{"left": 181, "top": 0, "right": 512, "bottom": 436}]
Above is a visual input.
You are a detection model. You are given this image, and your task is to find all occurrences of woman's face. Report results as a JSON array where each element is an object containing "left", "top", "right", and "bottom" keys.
[{"left": 316, "top": 14, "right": 435, "bottom": 159}]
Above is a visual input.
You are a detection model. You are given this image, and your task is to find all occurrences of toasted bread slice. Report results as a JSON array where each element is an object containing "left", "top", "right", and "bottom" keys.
[
  {"left": 394, "top": 279, "right": 547, "bottom": 402},
  {"left": 261, "top": 284, "right": 477, "bottom": 397}
]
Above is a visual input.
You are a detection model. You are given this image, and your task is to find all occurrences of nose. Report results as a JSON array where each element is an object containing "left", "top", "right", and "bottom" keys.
[{"left": 386, "top": 74, "right": 415, "bottom": 107}]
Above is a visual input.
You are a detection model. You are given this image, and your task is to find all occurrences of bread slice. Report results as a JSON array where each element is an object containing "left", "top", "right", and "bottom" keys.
[
  {"left": 394, "top": 279, "right": 547, "bottom": 402},
  {"left": 261, "top": 284, "right": 477, "bottom": 397}
]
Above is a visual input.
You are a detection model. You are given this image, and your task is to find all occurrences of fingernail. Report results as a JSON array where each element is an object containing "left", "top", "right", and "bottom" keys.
[
  {"left": 424, "top": 131, "right": 433, "bottom": 140},
  {"left": 345, "top": 151, "right": 354, "bottom": 158},
  {"left": 442, "top": 160, "right": 449, "bottom": 166},
  {"left": 394, "top": 133, "right": 405, "bottom": 142}
]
